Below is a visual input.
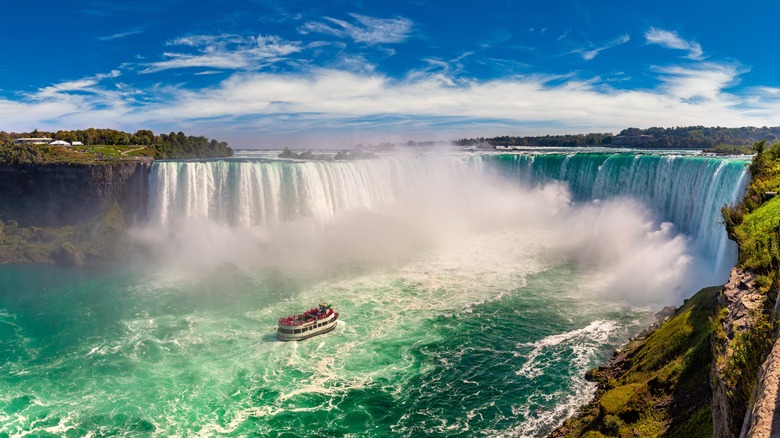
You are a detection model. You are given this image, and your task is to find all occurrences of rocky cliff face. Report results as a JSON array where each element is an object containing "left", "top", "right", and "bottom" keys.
[
  {"left": 0, "top": 161, "right": 151, "bottom": 227},
  {"left": 742, "top": 338, "right": 780, "bottom": 437},
  {"left": 711, "top": 268, "right": 779, "bottom": 438},
  {"left": 0, "top": 161, "right": 151, "bottom": 265},
  {"left": 711, "top": 268, "right": 762, "bottom": 437}
]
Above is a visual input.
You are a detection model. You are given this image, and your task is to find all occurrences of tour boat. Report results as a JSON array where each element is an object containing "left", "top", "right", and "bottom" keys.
[{"left": 277, "top": 303, "right": 339, "bottom": 341}]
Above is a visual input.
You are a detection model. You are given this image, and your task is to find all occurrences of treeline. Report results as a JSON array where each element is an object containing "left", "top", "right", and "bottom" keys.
[
  {"left": 455, "top": 126, "right": 780, "bottom": 149},
  {"left": 0, "top": 128, "right": 233, "bottom": 159},
  {"left": 153, "top": 132, "right": 233, "bottom": 159},
  {"left": 455, "top": 133, "right": 614, "bottom": 147},
  {"left": 278, "top": 147, "right": 377, "bottom": 161},
  {"left": 619, "top": 126, "right": 780, "bottom": 149}
]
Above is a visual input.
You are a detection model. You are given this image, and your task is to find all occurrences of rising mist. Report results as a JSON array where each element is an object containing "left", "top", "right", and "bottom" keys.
[{"left": 127, "top": 151, "right": 729, "bottom": 306}]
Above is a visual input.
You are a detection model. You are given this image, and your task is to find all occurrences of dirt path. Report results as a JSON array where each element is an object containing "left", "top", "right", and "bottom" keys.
[{"left": 120, "top": 146, "right": 146, "bottom": 155}]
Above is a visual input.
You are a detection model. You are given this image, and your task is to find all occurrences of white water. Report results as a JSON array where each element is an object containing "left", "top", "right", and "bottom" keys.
[{"left": 133, "top": 150, "right": 748, "bottom": 306}]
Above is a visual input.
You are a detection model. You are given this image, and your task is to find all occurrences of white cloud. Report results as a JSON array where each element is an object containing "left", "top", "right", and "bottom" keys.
[
  {"left": 141, "top": 34, "right": 302, "bottom": 73},
  {"left": 0, "top": 70, "right": 134, "bottom": 131},
  {"left": 645, "top": 27, "right": 704, "bottom": 60},
  {"left": 6, "top": 63, "right": 780, "bottom": 146},
  {"left": 655, "top": 63, "right": 741, "bottom": 102},
  {"left": 574, "top": 34, "right": 630, "bottom": 61},
  {"left": 33, "top": 70, "right": 121, "bottom": 99},
  {"left": 300, "top": 13, "right": 412, "bottom": 44},
  {"left": 124, "top": 65, "right": 779, "bottom": 136},
  {"left": 99, "top": 28, "right": 143, "bottom": 41}
]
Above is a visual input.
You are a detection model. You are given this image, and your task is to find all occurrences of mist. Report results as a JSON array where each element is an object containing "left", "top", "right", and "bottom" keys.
[{"left": 127, "top": 153, "right": 726, "bottom": 307}]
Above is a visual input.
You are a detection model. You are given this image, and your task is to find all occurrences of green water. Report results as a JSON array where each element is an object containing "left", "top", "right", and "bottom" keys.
[{"left": 0, "top": 248, "right": 646, "bottom": 437}]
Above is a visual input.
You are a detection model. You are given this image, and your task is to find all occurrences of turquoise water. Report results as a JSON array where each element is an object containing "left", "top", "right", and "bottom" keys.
[
  {"left": 0, "top": 260, "right": 644, "bottom": 436},
  {"left": 0, "top": 151, "right": 748, "bottom": 436}
]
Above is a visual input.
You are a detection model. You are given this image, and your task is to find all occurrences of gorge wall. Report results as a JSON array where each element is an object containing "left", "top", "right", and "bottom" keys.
[{"left": 0, "top": 161, "right": 151, "bottom": 265}]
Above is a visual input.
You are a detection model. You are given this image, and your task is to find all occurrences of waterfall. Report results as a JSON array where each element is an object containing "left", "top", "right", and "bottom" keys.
[
  {"left": 145, "top": 152, "right": 748, "bottom": 271},
  {"left": 146, "top": 154, "right": 481, "bottom": 228},
  {"left": 484, "top": 153, "right": 749, "bottom": 270}
]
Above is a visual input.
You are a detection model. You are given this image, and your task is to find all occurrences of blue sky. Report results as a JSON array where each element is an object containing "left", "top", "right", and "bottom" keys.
[{"left": 2, "top": 0, "right": 780, "bottom": 147}]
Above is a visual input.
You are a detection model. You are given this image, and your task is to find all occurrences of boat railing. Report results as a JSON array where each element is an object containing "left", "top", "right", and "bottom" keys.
[{"left": 278, "top": 308, "right": 336, "bottom": 327}]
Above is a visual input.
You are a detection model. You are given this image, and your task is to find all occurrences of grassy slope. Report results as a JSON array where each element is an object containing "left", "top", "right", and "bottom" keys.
[
  {"left": 554, "top": 286, "right": 719, "bottom": 438},
  {"left": 0, "top": 144, "right": 155, "bottom": 165}
]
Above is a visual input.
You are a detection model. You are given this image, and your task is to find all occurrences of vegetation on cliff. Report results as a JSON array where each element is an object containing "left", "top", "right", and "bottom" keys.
[
  {"left": 0, "top": 162, "right": 150, "bottom": 265},
  {"left": 715, "top": 141, "right": 780, "bottom": 429},
  {"left": 0, "top": 202, "right": 128, "bottom": 265},
  {"left": 551, "top": 287, "right": 719, "bottom": 438},
  {"left": 0, "top": 128, "right": 233, "bottom": 163}
]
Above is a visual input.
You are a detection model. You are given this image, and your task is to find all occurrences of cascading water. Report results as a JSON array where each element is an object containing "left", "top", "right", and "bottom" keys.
[
  {"left": 0, "top": 149, "right": 750, "bottom": 437},
  {"left": 146, "top": 154, "right": 482, "bottom": 228},
  {"left": 146, "top": 152, "right": 747, "bottom": 275},
  {"left": 484, "top": 153, "right": 749, "bottom": 273}
]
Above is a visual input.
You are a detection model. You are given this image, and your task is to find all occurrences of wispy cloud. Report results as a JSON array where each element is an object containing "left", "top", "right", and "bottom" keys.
[
  {"left": 645, "top": 27, "right": 704, "bottom": 60},
  {"left": 572, "top": 34, "right": 630, "bottom": 61},
  {"left": 34, "top": 70, "right": 122, "bottom": 99},
  {"left": 141, "top": 34, "right": 302, "bottom": 73},
  {"left": 99, "top": 28, "right": 144, "bottom": 41},
  {"left": 299, "top": 13, "right": 412, "bottom": 44},
  {"left": 655, "top": 63, "right": 742, "bottom": 102}
]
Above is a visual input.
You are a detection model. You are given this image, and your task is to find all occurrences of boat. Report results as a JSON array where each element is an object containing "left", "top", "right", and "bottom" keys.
[{"left": 277, "top": 303, "right": 339, "bottom": 341}]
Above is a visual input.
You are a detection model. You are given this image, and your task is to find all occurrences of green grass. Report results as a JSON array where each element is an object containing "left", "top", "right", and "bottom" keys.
[
  {"left": 733, "top": 196, "right": 780, "bottom": 274},
  {"left": 668, "top": 405, "right": 713, "bottom": 438},
  {"left": 71, "top": 145, "right": 155, "bottom": 158},
  {"left": 0, "top": 143, "right": 155, "bottom": 164},
  {"left": 600, "top": 384, "right": 643, "bottom": 414}
]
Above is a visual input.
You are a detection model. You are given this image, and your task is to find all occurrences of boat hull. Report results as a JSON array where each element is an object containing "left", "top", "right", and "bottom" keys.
[{"left": 276, "top": 313, "right": 339, "bottom": 341}]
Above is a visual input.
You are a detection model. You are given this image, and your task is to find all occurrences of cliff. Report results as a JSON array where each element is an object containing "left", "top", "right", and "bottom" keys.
[
  {"left": 0, "top": 161, "right": 151, "bottom": 265},
  {"left": 710, "top": 268, "right": 773, "bottom": 438},
  {"left": 741, "top": 332, "right": 780, "bottom": 437}
]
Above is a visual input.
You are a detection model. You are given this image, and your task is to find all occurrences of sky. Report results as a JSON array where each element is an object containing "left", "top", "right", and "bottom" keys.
[{"left": 2, "top": 0, "right": 780, "bottom": 148}]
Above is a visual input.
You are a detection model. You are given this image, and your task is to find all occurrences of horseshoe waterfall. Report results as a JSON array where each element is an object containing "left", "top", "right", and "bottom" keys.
[{"left": 0, "top": 150, "right": 749, "bottom": 436}]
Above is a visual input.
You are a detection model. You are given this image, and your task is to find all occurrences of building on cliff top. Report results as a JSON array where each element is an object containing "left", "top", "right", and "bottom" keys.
[{"left": 14, "top": 137, "right": 53, "bottom": 145}]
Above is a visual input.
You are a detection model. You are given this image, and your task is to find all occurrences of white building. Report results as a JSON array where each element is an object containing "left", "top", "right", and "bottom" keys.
[
  {"left": 14, "top": 137, "right": 53, "bottom": 145},
  {"left": 49, "top": 140, "right": 71, "bottom": 146},
  {"left": 71, "top": 141, "right": 84, "bottom": 146}
]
